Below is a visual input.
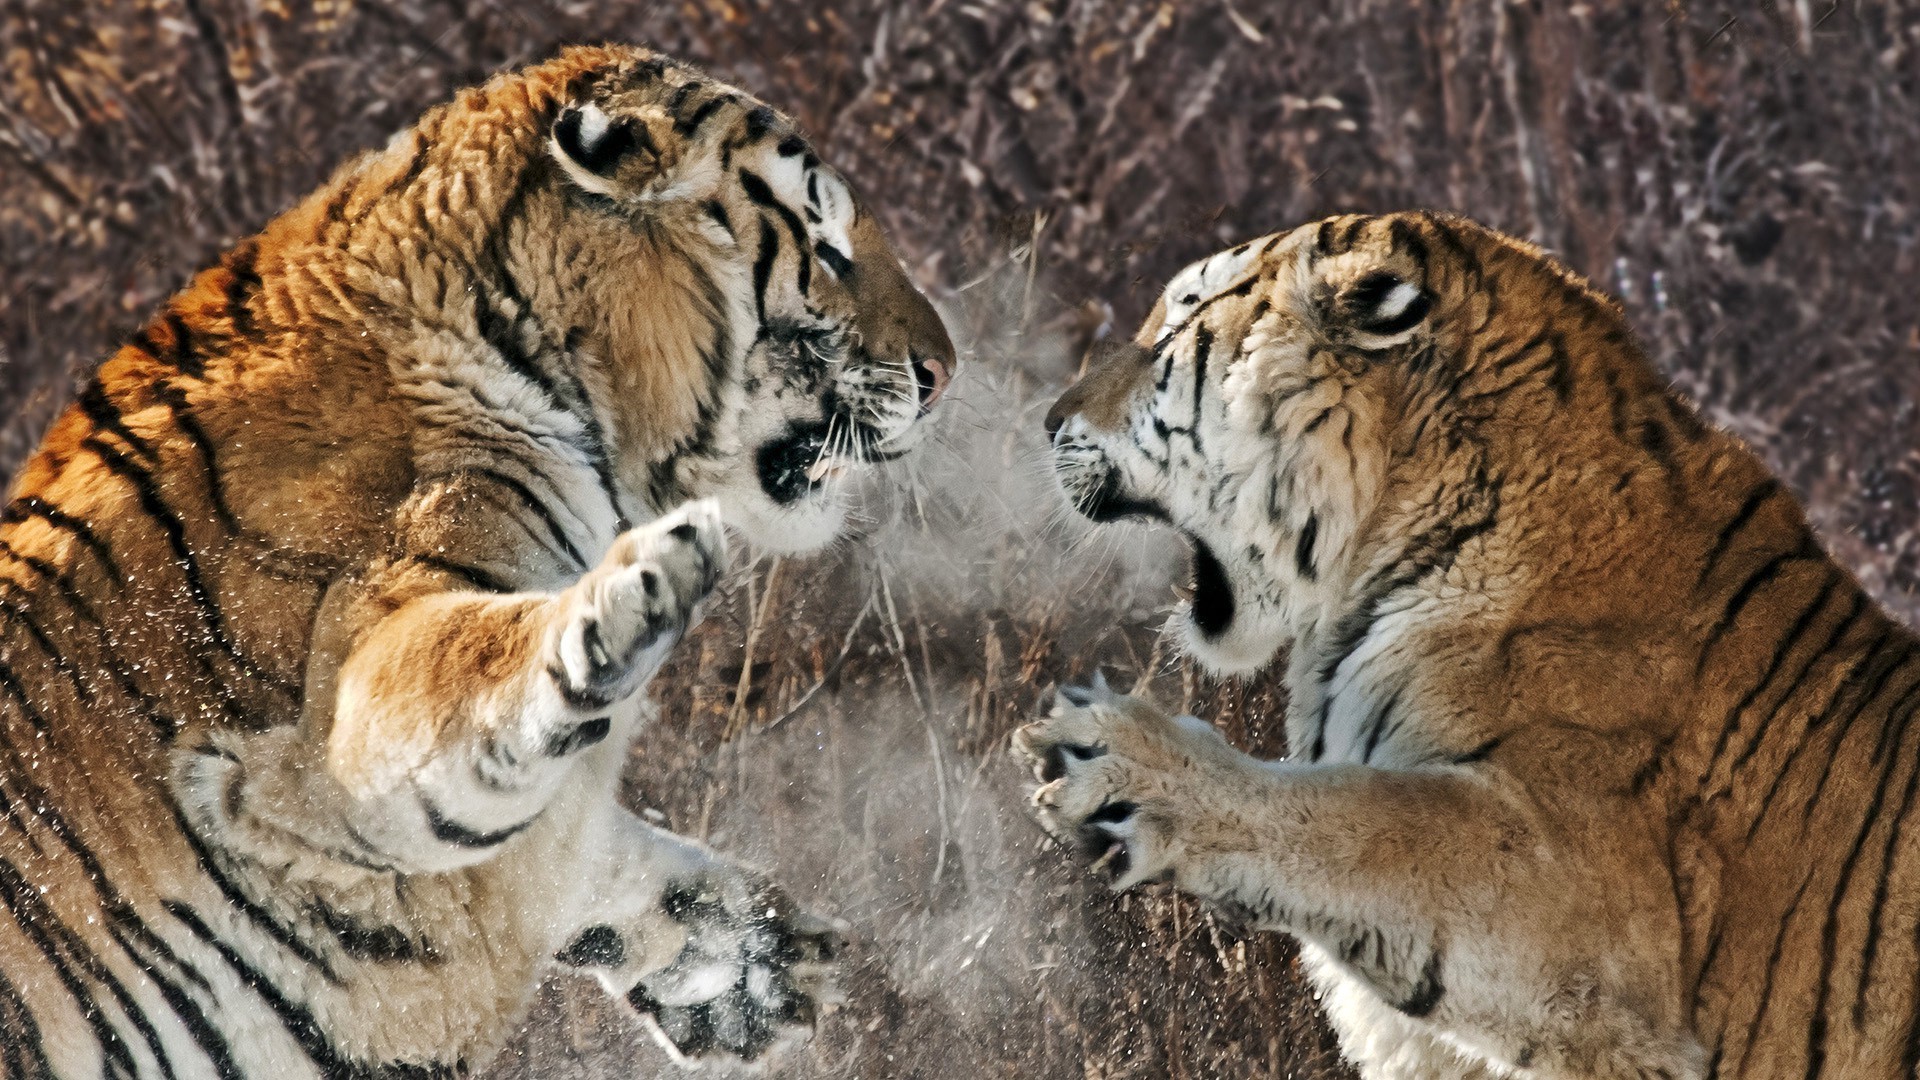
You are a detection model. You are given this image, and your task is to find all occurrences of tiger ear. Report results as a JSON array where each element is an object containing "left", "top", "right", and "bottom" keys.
[
  {"left": 550, "top": 100, "right": 676, "bottom": 199},
  {"left": 1336, "top": 269, "right": 1431, "bottom": 343}
]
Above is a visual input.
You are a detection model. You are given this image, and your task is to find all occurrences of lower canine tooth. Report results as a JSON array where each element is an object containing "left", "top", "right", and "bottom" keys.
[{"left": 806, "top": 460, "right": 832, "bottom": 482}]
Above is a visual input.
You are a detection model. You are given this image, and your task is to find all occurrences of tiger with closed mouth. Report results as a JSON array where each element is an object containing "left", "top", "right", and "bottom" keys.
[
  {"left": 0, "top": 44, "right": 952, "bottom": 1077},
  {"left": 1022, "top": 210, "right": 1920, "bottom": 1078}
]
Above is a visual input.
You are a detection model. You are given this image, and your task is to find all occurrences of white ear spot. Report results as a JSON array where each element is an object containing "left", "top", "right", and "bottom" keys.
[
  {"left": 1343, "top": 270, "right": 1431, "bottom": 339},
  {"left": 1377, "top": 282, "right": 1423, "bottom": 322},
  {"left": 575, "top": 102, "right": 612, "bottom": 148},
  {"left": 551, "top": 102, "right": 627, "bottom": 197}
]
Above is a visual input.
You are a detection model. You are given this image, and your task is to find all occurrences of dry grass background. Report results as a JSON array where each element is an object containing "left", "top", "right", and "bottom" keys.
[{"left": 3, "top": 1, "right": 1918, "bottom": 1077}]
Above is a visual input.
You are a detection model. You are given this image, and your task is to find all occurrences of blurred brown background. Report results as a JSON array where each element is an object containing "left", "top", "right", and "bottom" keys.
[{"left": 3, "top": 2, "right": 1917, "bottom": 1077}]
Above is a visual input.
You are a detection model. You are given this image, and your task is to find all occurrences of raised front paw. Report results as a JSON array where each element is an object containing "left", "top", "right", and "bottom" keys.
[
  {"left": 626, "top": 866, "right": 844, "bottom": 1066},
  {"left": 1013, "top": 677, "right": 1236, "bottom": 890},
  {"left": 551, "top": 500, "right": 728, "bottom": 714}
]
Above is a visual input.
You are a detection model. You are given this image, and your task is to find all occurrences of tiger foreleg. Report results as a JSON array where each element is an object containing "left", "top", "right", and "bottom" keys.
[
  {"left": 553, "top": 807, "right": 844, "bottom": 1066},
  {"left": 1014, "top": 683, "right": 1703, "bottom": 1080},
  {"left": 321, "top": 500, "right": 726, "bottom": 873}
]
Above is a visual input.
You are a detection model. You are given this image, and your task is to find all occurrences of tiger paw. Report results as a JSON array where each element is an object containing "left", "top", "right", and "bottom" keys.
[
  {"left": 626, "top": 866, "right": 844, "bottom": 1066},
  {"left": 1012, "top": 678, "right": 1231, "bottom": 891},
  {"left": 550, "top": 500, "right": 727, "bottom": 718}
]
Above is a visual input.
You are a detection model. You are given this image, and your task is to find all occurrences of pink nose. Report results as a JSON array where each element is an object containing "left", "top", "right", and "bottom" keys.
[{"left": 912, "top": 356, "right": 950, "bottom": 413}]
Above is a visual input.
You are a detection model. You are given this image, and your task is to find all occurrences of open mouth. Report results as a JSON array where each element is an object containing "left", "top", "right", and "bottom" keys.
[
  {"left": 1079, "top": 471, "right": 1171, "bottom": 524},
  {"left": 1185, "top": 535, "right": 1235, "bottom": 640},
  {"left": 756, "top": 420, "right": 906, "bottom": 505}
]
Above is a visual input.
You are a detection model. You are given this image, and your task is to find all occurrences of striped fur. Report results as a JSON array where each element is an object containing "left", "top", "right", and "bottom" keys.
[
  {"left": 1025, "top": 211, "right": 1918, "bottom": 1078},
  {"left": 0, "top": 44, "right": 951, "bottom": 1077}
]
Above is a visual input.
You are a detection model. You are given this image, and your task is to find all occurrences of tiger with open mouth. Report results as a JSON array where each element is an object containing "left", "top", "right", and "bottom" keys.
[
  {"left": 1023, "top": 210, "right": 1920, "bottom": 1079},
  {"left": 0, "top": 43, "right": 952, "bottom": 1077}
]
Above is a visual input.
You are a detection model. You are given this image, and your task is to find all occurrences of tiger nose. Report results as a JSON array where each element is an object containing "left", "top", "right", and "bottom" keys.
[
  {"left": 911, "top": 355, "right": 950, "bottom": 414},
  {"left": 1043, "top": 398, "right": 1071, "bottom": 440},
  {"left": 1044, "top": 377, "right": 1094, "bottom": 439}
]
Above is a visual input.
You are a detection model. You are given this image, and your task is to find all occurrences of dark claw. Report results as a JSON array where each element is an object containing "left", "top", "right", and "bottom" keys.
[{"left": 545, "top": 715, "right": 611, "bottom": 757}]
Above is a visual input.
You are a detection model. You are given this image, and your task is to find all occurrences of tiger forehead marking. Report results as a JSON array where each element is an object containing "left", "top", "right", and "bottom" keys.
[
  {"left": 1043, "top": 211, "right": 1920, "bottom": 1078},
  {"left": 0, "top": 43, "right": 947, "bottom": 1077}
]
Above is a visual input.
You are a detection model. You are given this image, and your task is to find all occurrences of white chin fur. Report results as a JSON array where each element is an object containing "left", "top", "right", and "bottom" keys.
[
  {"left": 716, "top": 485, "right": 849, "bottom": 555},
  {"left": 1175, "top": 603, "right": 1285, "bottom": 676}
]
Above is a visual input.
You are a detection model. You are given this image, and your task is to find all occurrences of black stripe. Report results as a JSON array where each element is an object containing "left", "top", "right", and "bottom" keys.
[
  {"left": 419, "top": 797, "right": 538, "bottom": 849},
  {"left": 84, "top": 436, "right": 297, "bottom": 696},
  {"left": 674, "top": 93, "right": 732, "bottom": 137},
  {"left": 739, "top": 169, "right": 811, "bottom": 297},
  {"left": 0, "top": 762, "right": 221, "bottom": 1080},
  {"left": 2, "top": 496, "right": 126, "bottom": 587},
  {"left": 641, "top": 255, "right": 735, "bottom": 506},
  {"left": 1698, "top": 480, "right": 1784, "bottom": 589},
  {"left": 0, "top": 959, "right": 55, "bottom": 1079},
  {"left": 1694, "top": 537, "right": 1822, "bottom": 677},
  {"left": 160, "top": 793, "right": 342, "bottom": 983},
  {"left": 553, "top": 331, "right": 631, "bottom": 534},
  {"left": 751, "top": 217, "right": 779, "bottom": 323},
  {"left": 1744, "top": 628, "right": 1894, "bottom": 842},
  {"left": 1315, "top": 218, "right": 1341, "bottom": 256},
  {"left": 1800, "top": 639, "right": 1918, "bottom": 820},
  {"left": 1803, "top": 652, "right": 1920, "bottom": 1078},
  {"left": 472, "top": 288, "right": 562, "bottom": 405},
  {"left": 310, "top": 898, "right": 440, "bottom": 965},
  {"left": 1359, "top": 685, "right": 1403, "bottom": 763},
  {"left": 813, "top": 239, "right": 853, "bottom": 279},
  {"left": 1294, "top": 512, "right": 1319, "bottom": 582},
  {"left": 1451, "top": 736, "right": 1504, "bottom": 764},
  {"left": 0, "top": 657, "right": 290, "bottom": 1067},
  {"left": 1340, "top": 215, "right": 1371, "bottom": 252},
  {"left": 76, "top": 381, "right": 159, "bottom": 462},
  {"left": 1309, "top": 489, "right": 1500, "bottom": 760},
  {"left": 0, "top": 593, "right": 96, "bottom": 707},
  {"left": 0, "top": 856, "right": 144, "bottom": 1079},
  {"left": 1388, "top": 218, "right": 1430, "bottom": 281},
  {"left": 104, "top": 921, "right": 246, "bottom": 1080},
  {"left": 1190, "top": 325, "right": 1211, "bottom": 436},
  {"left": 167, "top": 901, "right": 350, "bottom": 1075},
  {"left": 0, "top": 538, "right": 204, "bottom": 740},
  {"left": 152, "top": 380, "right": 239, "bottom": 533},
  {"left": 1730, "top": 866, "right": 1818, "bottom": 1077},
  {"left": 1392, "top": 947, "right": 1444, "bottom": 1017},
  {"left": 409, "top": 554, "right": 514, "bottom": 594},
  {"left": 223, "top": 242, "right": 262, "bottom": 336},
  {"left": 1709, "top": 573, "right": 1844, "bottom": 775},
  {"left": 663, "top": 79, "right": 700, "bottom": 118},
  {"left": 464, "top": 467, "right": 587, "bottom": 570},
  {"left": 742, "top": 105, "right": 776, "bottom": 142},
  {"left": 163, "top": 312, "right": 204, "bottom": 378},
  {"left": 1855, "top": 683, "right": 1920, "bottom": 1025}
]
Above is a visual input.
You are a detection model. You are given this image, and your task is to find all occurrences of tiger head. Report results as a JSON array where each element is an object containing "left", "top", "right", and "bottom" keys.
[
  {"left": 428, "top": 45, "right": 954, "bottom": 553},
  {"left": 1046, "top": 212, "right": 1625, "bottom": 674}
]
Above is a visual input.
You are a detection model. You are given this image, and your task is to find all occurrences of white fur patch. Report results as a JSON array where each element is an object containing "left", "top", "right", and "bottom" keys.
[
  {"left": 1377, "top": 281, "right": 1423, "bottom": 323},
  {"left": 575, "top": 101, "right": 613, "bottom": 148},
  {"left": 751, "top": 142, "right": 856, "bottom": 275},
  {"left": 1155, "top": 236, "right": 1275, "bottom": 342}
]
